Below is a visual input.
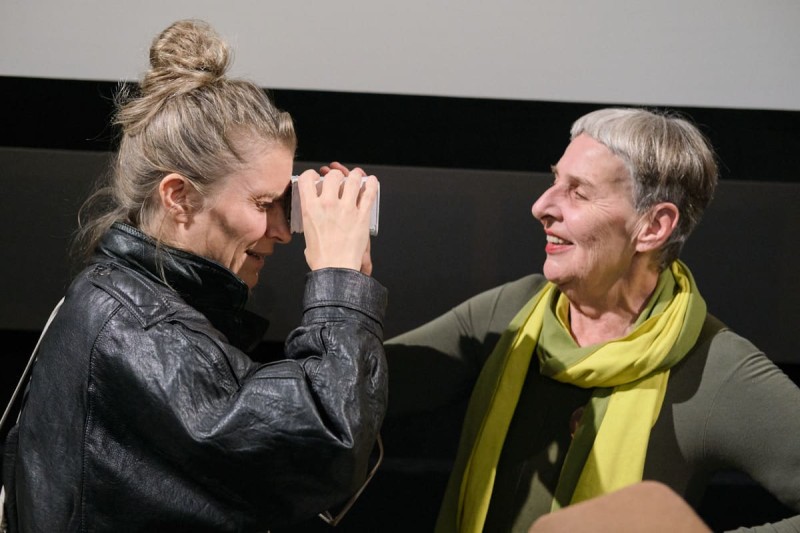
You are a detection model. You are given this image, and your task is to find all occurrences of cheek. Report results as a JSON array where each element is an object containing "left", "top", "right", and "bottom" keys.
[
  {"left": 200, "top": 214, "right": 256, "bottom": 267},
  {"left": 568, "top": 211, "right": 606, "bottom": 244},
  {"left": 571, "top": 212, "right": 632, "bottom": 253},
  {"left": 220, "top": 211, "right": 266, "bottom": 243}
]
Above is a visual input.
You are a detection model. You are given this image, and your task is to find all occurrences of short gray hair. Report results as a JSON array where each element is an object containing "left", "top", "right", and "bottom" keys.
[{"left": 571, "top": 108, "right": 718, "bottom": 268}]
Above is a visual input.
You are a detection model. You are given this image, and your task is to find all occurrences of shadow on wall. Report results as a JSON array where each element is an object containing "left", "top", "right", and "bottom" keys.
[{"left": 1, "top": 148, "right": 798, "bottom": 363}]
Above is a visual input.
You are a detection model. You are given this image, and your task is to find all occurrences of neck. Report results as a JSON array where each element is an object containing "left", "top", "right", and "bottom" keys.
[{"left": 565, "top": 262, "right": 662, "bottom": 347}]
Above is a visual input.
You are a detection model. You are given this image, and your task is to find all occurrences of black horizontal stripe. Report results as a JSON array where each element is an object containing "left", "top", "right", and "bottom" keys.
[{"left": 2, "top": 75, "right": 798, "bottom": 182}]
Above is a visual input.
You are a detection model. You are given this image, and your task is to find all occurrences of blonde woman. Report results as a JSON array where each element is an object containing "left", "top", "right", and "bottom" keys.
[{"left": 4, "top": 19, "right": 385, "bottom": 532}]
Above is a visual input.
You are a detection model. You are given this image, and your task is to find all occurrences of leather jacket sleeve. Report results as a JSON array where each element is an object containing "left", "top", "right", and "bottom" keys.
[{"left": 88, "top": 267, "right": 387, "bottom": 528}]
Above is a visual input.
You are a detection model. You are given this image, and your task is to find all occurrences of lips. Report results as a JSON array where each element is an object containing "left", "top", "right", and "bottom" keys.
[
  {"left": 544, "top": 232, "right": 573, "bottom": 254},
  {"left": 245, "top": 250, "right": 267, "bottom": 260}
]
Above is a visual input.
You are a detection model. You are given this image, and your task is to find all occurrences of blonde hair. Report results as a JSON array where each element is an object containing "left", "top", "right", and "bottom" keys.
[
  {"left": 74, "top": 19, "right": 296, "bottom": 262},
  {"left": 571, "top": 108, "right": 718, "bottom": 268}
]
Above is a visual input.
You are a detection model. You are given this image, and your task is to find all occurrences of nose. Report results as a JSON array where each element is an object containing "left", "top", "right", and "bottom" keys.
[
  {"left": 531, "top": 183, "right": 557, "bottom": 224},
  {"left": 268, "top": 203, "right": 292, "bottom": 244}
]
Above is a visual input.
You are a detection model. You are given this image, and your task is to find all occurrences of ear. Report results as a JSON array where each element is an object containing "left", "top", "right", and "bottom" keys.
[
  {"left": 157, "top": 173, "right": 197, "bottom": 223},
  {"left": 635, "top": 202, "right": 679, "bottom": 253}
]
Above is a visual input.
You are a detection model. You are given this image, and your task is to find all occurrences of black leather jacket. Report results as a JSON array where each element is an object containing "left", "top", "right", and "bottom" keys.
[{"left": 10, "top": 223, "right": 388, "bottom": 532}]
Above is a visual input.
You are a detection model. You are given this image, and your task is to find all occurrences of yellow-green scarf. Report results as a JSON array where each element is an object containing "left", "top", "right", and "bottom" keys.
[{"left": 451, "top": 260, "right": 706, "bottom": 532}]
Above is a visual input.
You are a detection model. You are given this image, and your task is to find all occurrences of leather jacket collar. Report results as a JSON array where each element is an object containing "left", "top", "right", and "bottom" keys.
[{"left": 94, "top": 222, "right": 268, "bottom": 350}]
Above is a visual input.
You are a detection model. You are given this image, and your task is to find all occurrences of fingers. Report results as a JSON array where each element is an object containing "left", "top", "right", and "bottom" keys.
[
  {"left": 313, "top": 168, "right": 372, "bottom": 207},
  {"left": 320, "top": 161, "right": 365, "bottom": 177},
  {"left": 356, "top": 174, "right": 378, "bottom": 211},
  {"left": 321, "top": 161, "right": 348, "bottom": 175},
  {"left": 298, "top": 168, "right": 346, "bottom": 204},
  {"left": 299, "top": 168, "right": 372, "bottom": 202},
  {"left": 296, "top": 169, "right": 322, "bottom": 207},
  {"left": 296, "top": 166, "right": 378, "bottom": 273},
  {"left": 339, "top": 170, "right": 363, "bottom": 204},
  {"left": 318, "top": 170, "right": 345, "bottom": 202}
]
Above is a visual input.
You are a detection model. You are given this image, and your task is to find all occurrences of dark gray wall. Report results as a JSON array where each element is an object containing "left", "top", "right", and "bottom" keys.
[{"left": 1, "top": 147, "right": 798, "bottom": 363}]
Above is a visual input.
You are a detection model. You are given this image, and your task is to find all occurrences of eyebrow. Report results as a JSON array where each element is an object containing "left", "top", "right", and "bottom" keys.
[
  {"left": 255, "top": 188, "right": 288, "bottom": 202},
  {"left": 550, "top": 165, "right": 595, "bottom": 189},
  {"left": 254, "top": 194, "right": 276, "bottom": 204}
]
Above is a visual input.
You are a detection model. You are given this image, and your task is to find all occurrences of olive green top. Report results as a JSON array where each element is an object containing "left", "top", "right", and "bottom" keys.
[{"left": 386, "top": 274, "right": 800, "bottom": 533}]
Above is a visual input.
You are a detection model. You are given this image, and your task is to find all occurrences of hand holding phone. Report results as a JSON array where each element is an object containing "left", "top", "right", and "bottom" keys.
[
  {"left": 288, "top": 175, "right": 380, "bottom": 236},
  {"left": 293, "top": 169, "right": 379, "bottom": 274}
]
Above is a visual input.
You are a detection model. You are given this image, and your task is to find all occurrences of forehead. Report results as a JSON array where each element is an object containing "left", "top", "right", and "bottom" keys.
[
  {"left": 555, "top": 133, "right": 630, "bottom": 188},
  {"left": 226, "top": 145, "right": 294, "bottom": 197}
]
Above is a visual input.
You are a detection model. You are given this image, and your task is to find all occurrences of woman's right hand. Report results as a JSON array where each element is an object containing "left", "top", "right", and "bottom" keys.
[
  {"left": 296, "top": 167, "right": 378, "bottom": 275},
  {"left": 320, "top": 161, "right": 363, "bottom": 177}
]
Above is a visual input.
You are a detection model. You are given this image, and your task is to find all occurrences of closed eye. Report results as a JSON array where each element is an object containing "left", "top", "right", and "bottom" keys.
[
  {"left": 255, "top": 194, "right": 284, "bottom": 211},
  {"left": 570, "top": 186, "right": 588, "bottom": 200}
]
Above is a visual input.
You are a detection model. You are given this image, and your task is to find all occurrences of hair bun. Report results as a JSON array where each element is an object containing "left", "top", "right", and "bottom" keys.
[{"left": 146, "top": 19, "right": 230, "bottom": 88}]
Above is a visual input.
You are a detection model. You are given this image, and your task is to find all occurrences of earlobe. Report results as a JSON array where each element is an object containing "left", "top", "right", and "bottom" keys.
[{"left": 636, "top": 203, "right": 679, "bottom": 253}]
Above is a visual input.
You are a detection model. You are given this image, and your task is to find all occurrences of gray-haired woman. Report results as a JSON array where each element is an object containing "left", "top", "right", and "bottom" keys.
[{"left": 386, "top": 108, "right": 800, "bottom": 532}]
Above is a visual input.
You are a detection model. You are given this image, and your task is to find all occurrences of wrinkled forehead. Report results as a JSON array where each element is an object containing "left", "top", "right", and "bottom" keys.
[{"left": 560, "top": 134, "right": 632, "bottom": 179}]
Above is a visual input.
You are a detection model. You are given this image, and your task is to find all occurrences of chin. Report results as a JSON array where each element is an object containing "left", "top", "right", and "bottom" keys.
[
  {"left": 542, "top": 267, "right": 575, "bottom": 291},
  {"left": 236, "top": 270, "right": 259, "bottom": 289},
  {"left": 542, "top": 261, "right": 562, "bottom": 283}
]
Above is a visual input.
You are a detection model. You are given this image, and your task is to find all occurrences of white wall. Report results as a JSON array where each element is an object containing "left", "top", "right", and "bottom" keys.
[{"left": 2, "top": 0, "right": 798, "bottom": 111}]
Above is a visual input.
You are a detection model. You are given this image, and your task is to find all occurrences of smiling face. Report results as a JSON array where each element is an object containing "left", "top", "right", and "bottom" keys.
[
  {"left": 531, "top": 134, "right": 647, "bottom": 300},
  {"left": 178, "top": 144, "right": 294, "bottom": 288}
]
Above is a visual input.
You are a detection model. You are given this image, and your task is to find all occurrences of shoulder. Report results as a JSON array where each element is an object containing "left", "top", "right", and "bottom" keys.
[
  {"left": 669, "top": 315, "right": 800, "bottom": 435},
  {"left": 671, "top": 316, "right": 776, "bottom": 396},
  {"left": 78, "top": 261, "right": 220, "bottom": 340},
  {"left": 71, "top": 261, "right": 229, "bottom": 364},
  {"left": 84, "top": 262, "right": 184, "bottom": 327},
  {"left": 78, "top": 262, "right": 242, "bottom": 389},
  {"left": 671, "top": 318, "right": 800, "bottom": 496},
  {"left": 699, "top": 317, "right": 779, "bottom": 385},
  {"left": 703, "top": 326, "right": 797, "bottom": 400}
]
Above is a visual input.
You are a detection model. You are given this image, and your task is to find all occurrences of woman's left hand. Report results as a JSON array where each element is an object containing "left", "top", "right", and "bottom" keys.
[
  {"left": 320, "top": 161, "right": 363, "bottom": 177},
  {"left": 318, "top": 162, "right": 373, "bottom": 275},
  {"left": 296, "top": 167, "right": 377, "bottom": 275}
]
